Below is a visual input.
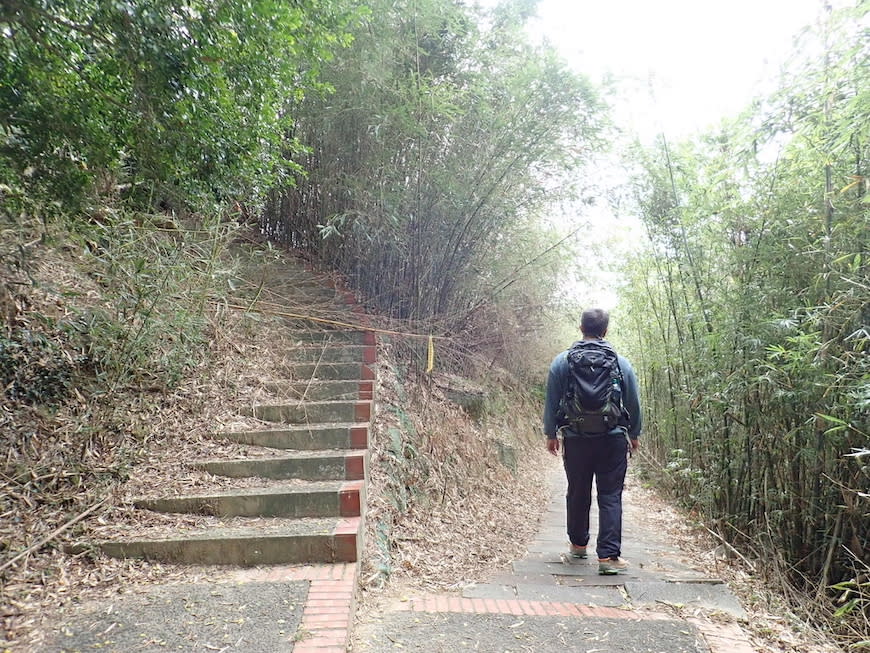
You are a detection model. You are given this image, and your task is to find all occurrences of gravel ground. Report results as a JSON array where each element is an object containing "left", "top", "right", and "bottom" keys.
[{"left": 41, "top": 580, "right": 308, "bottom": 652}]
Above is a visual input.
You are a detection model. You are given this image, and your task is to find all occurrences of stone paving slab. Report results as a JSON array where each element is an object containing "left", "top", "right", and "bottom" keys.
[
  {"left": 528, "top": 537, "right": 569, "bottom": 546},
  {"left": 513, "top": 558, "right": 644, "bottom": 581},
  {"left": 626, "top": 581, "right": 747, "bottom": 619},
  {"left": 554, "top": 573, "right": 638, "bottom": 587},
  {"left": 461, "top": 583, "right": 517, "bottom": 599},
  {"left": 485, "top": 572, "right": 568, "bottom": 586},
  {"left": 42, "top": 580, "right": 307, "bottom": 652},
  {"left": 521, "top": 548, "right": 700, "bottom": 573},
  {"left": 461, "top": 580, "right": 626, "bottom": 607}
]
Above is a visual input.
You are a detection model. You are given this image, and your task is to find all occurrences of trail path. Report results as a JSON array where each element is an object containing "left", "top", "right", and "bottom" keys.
[
  {"left": 36, "top": 252, "right": 370, "bottom": 652},
  {"left": 352, "top": 465, "right": 756, "bottom": 653},
  {"left": 27, "top": 250, "right": 792, "bottom": 653}
]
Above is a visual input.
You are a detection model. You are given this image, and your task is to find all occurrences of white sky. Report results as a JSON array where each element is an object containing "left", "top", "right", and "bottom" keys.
[{"left": 522, "top": 0, "right": 832, "bottom": 138}]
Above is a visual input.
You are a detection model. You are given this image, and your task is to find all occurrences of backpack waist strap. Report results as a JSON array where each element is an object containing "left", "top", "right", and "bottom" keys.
[{"left": 559, "top": 424, "right": 625, "bottom": 438}]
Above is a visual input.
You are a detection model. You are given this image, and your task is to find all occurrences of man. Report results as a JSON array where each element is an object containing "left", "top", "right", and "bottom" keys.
[{"left": 543, "top": 308, "right": 642, "bottom": 575}]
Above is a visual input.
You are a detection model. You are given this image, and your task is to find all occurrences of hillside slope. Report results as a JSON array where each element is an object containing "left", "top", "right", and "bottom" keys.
[{"left": 0, "top": 231, "right": 545, "bottom": 649}]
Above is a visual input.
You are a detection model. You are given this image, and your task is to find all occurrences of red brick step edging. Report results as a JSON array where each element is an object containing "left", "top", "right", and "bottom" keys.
[{"left": 391, "top": 593, "right": 674, "bottom": 621}]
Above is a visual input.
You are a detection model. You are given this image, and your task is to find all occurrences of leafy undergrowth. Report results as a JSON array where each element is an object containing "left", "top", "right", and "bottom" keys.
[
  {"left": 0, "top": 217, "right": 343, "bottom": 649},
  {"left": 622, "top": 461, "right": 847, "bottom": 653},
  {"left": 637, "top": 456, "right": 870, "bottom": 650},
  {"left": 0, "top": 217, "right": 230, "bottom": 645}
]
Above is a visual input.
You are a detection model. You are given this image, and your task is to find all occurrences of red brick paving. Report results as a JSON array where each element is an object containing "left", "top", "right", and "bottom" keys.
[
  {"left": 392, "top": 592, "right": 676, "bottom": 622},
  {"left": 229, "top": 563, "right": 358, "bottom": 651},
  {"left": 354, "top": 401, "right": 371, "bottom": 422},
  {"left": 349, "top": 426, "right": 368, "bottom": 449},
  {"left": 344, "top": 453, "right": 365, "bottom": 480},
  {"left": 382, "top": 592, "right": 756, "bottom": 653},
  {"left": 339, "top": 481, "right": 363, "bottom": 517}
]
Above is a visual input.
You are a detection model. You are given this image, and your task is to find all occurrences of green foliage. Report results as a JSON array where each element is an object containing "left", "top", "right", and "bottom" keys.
[
  {"left": 260, "top": 0, "right": 608, "bottom": 373},
  {"left": 621, "top": 2, "right": 869, "bottom": 640},
  {"left": 0, "top": 0, "right": 354, "bottom": 213},
  {"left": 1, "top": 209, "right": 238, "bottom": 407},
  {"left": 68, "top": 212, "right": 236, "bottom": 388}
]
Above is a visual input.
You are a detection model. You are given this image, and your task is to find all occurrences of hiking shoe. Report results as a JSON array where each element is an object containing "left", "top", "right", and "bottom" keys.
[
  {"left": 569, "top": 544, "right": 588, "bottom": 559},
  {"left": 598, "top": 557, "right": 629, "bottom": 575}
]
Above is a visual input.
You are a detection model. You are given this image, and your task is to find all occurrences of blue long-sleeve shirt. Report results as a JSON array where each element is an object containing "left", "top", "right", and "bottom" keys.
[{"left": 543, "top": 341, "right": 643, "bottom": 439}]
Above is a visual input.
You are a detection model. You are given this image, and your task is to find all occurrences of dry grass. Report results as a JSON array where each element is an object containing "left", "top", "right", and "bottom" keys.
[
  {"left": 359, "top": 340, "right": 549, "bottom": 595},
  {"left": 0, "top": 237, "right": 368, "bottom": 649}
]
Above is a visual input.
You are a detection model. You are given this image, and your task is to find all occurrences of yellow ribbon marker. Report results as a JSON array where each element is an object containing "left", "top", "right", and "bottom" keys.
[{"left": 426, "top": 334, "right": 435, "bottom": 373}]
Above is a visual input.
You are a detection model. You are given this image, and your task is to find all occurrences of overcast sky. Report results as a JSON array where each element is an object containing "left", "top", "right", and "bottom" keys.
[{"left": 520, "top": 0, "right": 834, "bottom": 139}]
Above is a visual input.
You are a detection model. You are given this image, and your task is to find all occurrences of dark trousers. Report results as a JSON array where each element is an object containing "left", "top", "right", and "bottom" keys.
[{"left": 562, "top": 434, "right": 628, "bottom": 560}]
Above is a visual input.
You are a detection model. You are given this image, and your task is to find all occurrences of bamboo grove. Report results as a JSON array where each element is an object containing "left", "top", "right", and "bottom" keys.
[
  {"left": 1, "top": 0, "right": 608, "bottom": 378},
  {"left": 260, "top": 0, "right": 606, "bottom": 362},
  {"left": 621, "top": 3, "right": 869, "bottom": 627}
]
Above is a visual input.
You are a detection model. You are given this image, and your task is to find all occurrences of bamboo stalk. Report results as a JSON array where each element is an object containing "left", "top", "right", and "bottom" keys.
[
  {"left": 704, "top": 526, "right": 757, "bottom": 573},
  {"left": 817, "top": 511, "right": 843, "bottom": 600}
]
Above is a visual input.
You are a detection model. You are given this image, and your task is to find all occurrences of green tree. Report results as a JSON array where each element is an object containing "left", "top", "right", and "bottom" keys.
[{"left": 0, "top": 0, "right": 353, "bottom": 214}]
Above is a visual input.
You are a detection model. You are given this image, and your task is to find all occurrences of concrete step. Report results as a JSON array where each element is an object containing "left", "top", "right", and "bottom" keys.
[
  {"left": 286, "top": 345, "right": 376, "bottom": 364},
  {"left": 249, "top": 281, "right": 337, "bottom": 298},
  {"left": 246, "top": 280, "right": 358, "bottom": 306},
  {"left": 288, "top": 330, "right": 376, "bottom": 345},
  {"left": 249, "top": 400, "right": 372, "bottom": 424},
  {"left": 263, "top": 379, "right": 373, "bottom": 402},
  {"left": 281, "top": 316, "right": 358, "bottom": 331},
  {"left": 213, "top": 423, "right": 369, "bottom": 450},
  {"left": 134, "top": 481, "right": 364, "bottom": 519},
  {"left": 195, "top": 451, "right": 366, "bottom": 481},
  {"left": 90, "top": 517, "right": 362, "bottom": 565},
  {"left": 265, "top": 277, "right": 337, "bottom": 291},
  {"left": 229, "top": 282, "right": 342, "bottom": 304},
  {"left": 287, "top": 362, "right": 375, "bottom": 381},
  {"left": 231, "top": 265, "right": 336, "bottom": 287}
]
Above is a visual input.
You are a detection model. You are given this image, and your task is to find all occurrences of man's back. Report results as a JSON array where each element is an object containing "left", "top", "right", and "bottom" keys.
[{"left": 543, "top": 340, "right": 642, "bottom": 440}]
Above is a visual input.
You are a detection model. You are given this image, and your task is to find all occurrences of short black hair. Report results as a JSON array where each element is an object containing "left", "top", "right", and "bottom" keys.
[{"left": 580, "top": 308, "right": 609, "bottom": 338}]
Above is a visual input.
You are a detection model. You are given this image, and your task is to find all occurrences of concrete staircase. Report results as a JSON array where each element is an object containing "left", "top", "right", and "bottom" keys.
[{"left": 89, "top": 261, "right": 375, "bottom": 569}]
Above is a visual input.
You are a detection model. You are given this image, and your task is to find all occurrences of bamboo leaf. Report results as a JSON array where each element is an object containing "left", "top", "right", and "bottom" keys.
[{"left": 834, "top": 598, "right": 859, "bottom": 618}]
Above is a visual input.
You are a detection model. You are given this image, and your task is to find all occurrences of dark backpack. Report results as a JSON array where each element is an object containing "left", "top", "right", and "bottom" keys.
[{"left": 558, "top": 340, "right": 629, "bottom": 435}]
